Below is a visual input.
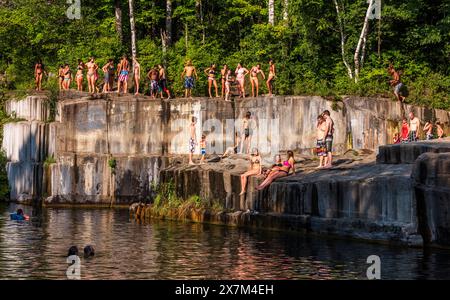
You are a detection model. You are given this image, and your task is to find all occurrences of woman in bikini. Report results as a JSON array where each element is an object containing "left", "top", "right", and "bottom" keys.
[
  {"left": 108, "top": 59, "right": 116, "bottom": 91},
  {"left": 58, "top": 65, "right": 65, "bottom": 91},
  {"left": 75, "top": 60, "right": 84, "bottom": 91},
  {"left": 133, "top": 58, "right": 141, "bottom": 95},
  {"left": 239, "top": 148, "right": 262, "bottom": 195},
  {"left": 34, "top": 59, "right": 44, "bottom": 91},
  {"left": 204, "top": 64, "right": 219, "bottom": 98},
  {"left": 235, "top": 63, "right": 249, "bottom": 98},
  {"left": 220, "top": 64, "right": 229, "bottom": 98},
  {"left": 86, "top": 57, "right": 98, "bottom": 94},
  {"left": 256, "top": 150, "right": 295, "bottom": 191},
  {"left": 250, "top": 64, "right": 265, "bottom": 98},
  {"left": 262, "top": 154, "right": 283, "bottom": 178},
  {"left": 62, "top": 64, "right": 72, "bottom": 90},
  {"left": 266, "top": 59, "right": 276, "bottom": 96},
  {"left": 224, "top": 69, "right": 234, "bottom": 102}
]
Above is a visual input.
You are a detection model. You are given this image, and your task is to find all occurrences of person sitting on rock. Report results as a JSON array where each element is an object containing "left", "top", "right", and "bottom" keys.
[
  {"left": 436, "top": 122, "right": 444, "bottom": 140},
  {"left": 423, "top": 120, "right": 434, "bottom": 140},
  {"left": 222, "top": 132, "right": 240, "bottom": 158},
  {"left": 262, "top": 154, "right": 283, "bottom": 178},
  {"left": 239, "top": 148, "right": 262, "bottom": 195},
  {"left": 393, "top": 133, "right": 401, "bottom": 144},
  {"left": 256, "top": 150, "right": 295, "bottom": 191}
]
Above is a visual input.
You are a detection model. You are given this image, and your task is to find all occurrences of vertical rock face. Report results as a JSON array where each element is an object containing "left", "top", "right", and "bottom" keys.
[
  {"left": 6, "top": 96, "right": 49, "bottom": 121},
  {"left": 412, "top": 153, "right": 450, "bottom": 246}
]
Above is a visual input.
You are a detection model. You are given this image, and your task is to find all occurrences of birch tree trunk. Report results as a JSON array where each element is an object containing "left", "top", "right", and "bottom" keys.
[
  {"left": 196, "top": 0, "right": 205, "bottom": 44},
  {"left": 165, "top": 0, "right": 172, "bottom": 46},
  {"left": 128, "top": 0, "right": 137, "bottom": 64},
  {"left": 115, "top": 0, "right": 123, "bottom": 42},
  {"left": 354, "top": 0, "right": 374, "bottom": 82},
  {"left": 283, "top": 0, "right": 289, "bottom": 22},
  {"left": 333, "top": 0, "right": 353, "bottom": 79},
  {"left": 268, "top": 0, "right": 275, "bottom": 25}
]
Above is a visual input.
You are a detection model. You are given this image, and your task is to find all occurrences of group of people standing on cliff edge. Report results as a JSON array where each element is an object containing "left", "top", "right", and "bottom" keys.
[{"left": 34, "top": 57, "right": 276, "bottom": 100}]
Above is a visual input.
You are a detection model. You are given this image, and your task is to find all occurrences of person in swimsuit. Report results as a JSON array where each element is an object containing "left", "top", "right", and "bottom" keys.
[
  {"left": 401, "top": 118, "right": 409, "bottom": 143},
  {"left": 409, "top": 112, "right": 421, "bottom": 142},
  {"left": 222, "top": 132, "right": 240, "bottom": 158},
  {"left": 199, "top": 134, "right": 207, "bottom": 164},
  {"left": 108, "top": 59, "right": 116, "bottom": 91},
  {"left": 34, "top": 59, "right": 45, "bottom": 91},
  {"left": 423, "top": 121, "right": 434, "bottom": 140},
  {"left": 266, "top": 59, "right": 276, "bottom": 96},
  {"left": 181, "top": 60, "right": 198, "bottom": 98},
  {"left": 220, "top": 64, "right": 229, "bottom": 98},
  {"left": 58, "top": 65, "right": 65, "bottom": 91},
  {"left": 118, "top": 55, "right": 129, "bottom": 94},
  {"left": 250, "top": 64, "right": 265, "bottom": 98},
  {"left": 75, "top": 60, "right": 84, "bottom": 92},
  {"left": 102, "top": 59, "right": 114, "bottom": 93},
  {"left": 436, "top": 122, "right": 444, "bottom": 140},
  {"left": 86, "top": 57, "right": 98, "bottom": 94},
  {"left": 235, "top": 63, "right": 249, "bottom": 98},
  {"left": 322, "top": 110, "right": 334, "bottom": 168},
  {"left": 158, "top": 64, "right": 171, "bottom": 99},
  {"left": 240, "top": 111, "right": 253, "bottom": 154},
  {"left": 133, "top": 58, "right": 141, "bottom": 95},
  {"left": 316, "top": 115, "right": 328, "bottom": 168},
  {"left": 239, "top": 148, "right": 262, "bottom": 195},
  {"left": 224, "top": 69, "right": 234, "bottom": 102},
  {"left": 393, "top": 133, "right": 401, "bottom": 144},
  {"left": 204, "top": 64, "right": 219, "bottom": 98},
  {"left": 62, "top": 64, "right": 72, "bottom": 90},
  {"left": 388, "top": 64, "right": 406, "bottom": 102},
  {"left": 256, "top": 150, "right": 295, "bottom": 191},
  {"left": 188, "top": 116, "right": 197, "bottom": 165},
  {"left": 147, "top": 66, "right": 160, "bottom": 99},
  {"left": 262, "top": 154, "right": 283, "bottom": 178}
]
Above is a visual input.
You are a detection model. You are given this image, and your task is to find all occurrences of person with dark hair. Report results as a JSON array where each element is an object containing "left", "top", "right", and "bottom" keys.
[
  {"left": 322, "top": 110, "right": 334, "bottom": 168},
  {"left": 181, "top": 60, "right": 198, "bottom": 98},
  {"left": 220, "top": 64, "right": 229, "bottom": 98},
  {"left": 239, "top": 148, "right": 262, "bottom": 195},
  {"left": 437, "top": 122, "right": 444, "bottom": 139},
  {"left": 86, "top": 57, "right": 98, "bottom": 93},
  {"left": 158, "top": 64, "right": 171, "bottom": 99},
  {"left": 250, "top": 64, "right": 265, "bottom": 98},
  {"left": 401, "top": 118, "right": 409, "bottom": 143},
  {"left": 256, "top": 151, "right": 295, "bottom": 190},
  {"left": 67, "top": 246, "right": 79, "bottom": 257},
  {"left": 388, "top": 64, "right": 406, "bottom": 102},
  {"left": 118, "top": 55, "right": 129, "bottom": 94},
  {"left": 222, "top": 132, "right": 240, "bottom": 158},
  {"left": 188, "top": 116, "right": 197, "bottom": 165},
  {"left": 58, "top": 65, "right": 65, "bottom": 91},
  {"left": 102, "top": 59, "right": 113, "bottom": 93},
  {"left": 240, "top": 111, "right": 253, "bottom": 154},
  {"left": 204, "top": 64, "right": 219, "bottom": 98},
  {"left": 62, "top": 64, "right": 72, "bottom": 90},
  {"left": 75, "top": 60, "right": 84, "bottom": 91},
  {"left": 34, "top": 59, "right": 45, "bottom": 91},
  {"left": 423, "top": 120, "right": 434, "bottom": 140},
  {"left": 147, "top": 66, "right": 160, "bottom": 99},
  {"left": 84, "top": 245, "right": 95, "bottom": 257},
  {"left": 266, "top": 59, "right": 276, "bottom": 96},
  {"left": 316, "top": 115, "right": 328, "bottom": 168}
]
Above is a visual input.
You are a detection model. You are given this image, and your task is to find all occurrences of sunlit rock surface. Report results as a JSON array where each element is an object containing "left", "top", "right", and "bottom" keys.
[{"left": 2, "top": 92, "right": 450, "bottom": 246}]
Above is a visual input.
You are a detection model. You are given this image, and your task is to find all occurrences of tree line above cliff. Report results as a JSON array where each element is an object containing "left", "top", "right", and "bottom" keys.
[{"left": 0, "top": 0, "right": 449, "bottom": 109}]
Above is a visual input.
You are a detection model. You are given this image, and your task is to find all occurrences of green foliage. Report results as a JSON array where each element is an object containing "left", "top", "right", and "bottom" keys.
[
  {"left": 44, "top": 156, "right": 56, "bottom": 167},
  {"left": 0, "top": 0, "right": 448, "bottom": 108},
  {"left": 0, "top": 150, "right": 9, "bottom": 201},
  {"left": 108, "top": 158, "right": 117, "bottom": 170}
]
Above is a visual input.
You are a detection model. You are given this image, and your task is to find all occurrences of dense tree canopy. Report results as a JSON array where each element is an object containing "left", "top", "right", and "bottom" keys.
[{"left": 0, "top": 0, "right": 449, "bottom": 108}]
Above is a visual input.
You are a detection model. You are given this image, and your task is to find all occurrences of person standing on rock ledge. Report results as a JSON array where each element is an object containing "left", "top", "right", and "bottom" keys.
[
  {"left": 408, "top": 112, "right": 421, "bottom": 142},
  {"left": 322, "top": 110, "right": 334, "bottom": 168},
  {"left": 181, "top": 60, "right": 198, "bottom": 99},
  {"left": 188, "top": 117, "right": 198, "bottom": 165}
]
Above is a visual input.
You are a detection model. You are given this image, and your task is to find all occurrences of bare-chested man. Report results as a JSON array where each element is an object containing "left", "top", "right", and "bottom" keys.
[
  {"left": 86, "top": 57, "right": 98, "bottom": 94},
  {"left": 388, "top": 64, "right": 406, "bottom": 102},
  {"left": 188, "top": 116, "right": 198, "bottom": 165},
  {"left": 181, "top": 60, "right": 198, "bottom": 98},
  {"left": 250, "top": 64, "right": 265, "bottom": 98},
  {"left": 322, "top": 110, "right": 334, "bottom": 168},
  {"left": 118, "top": 55, "right": 129, "bottom": 94},
  {"left": 158, "top": 64, "right": 171, "bottom": 99},
  {"left": 408, "top": 112, "right": 420, "bottom": 142},
  {"left": 147, "top": 67, "right": 160, "bottom": 99}
]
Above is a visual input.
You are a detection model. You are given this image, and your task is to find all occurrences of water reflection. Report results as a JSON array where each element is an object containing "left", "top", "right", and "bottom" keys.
[{"left": 0, "top": 203, "right": 449, "bottom": 279}]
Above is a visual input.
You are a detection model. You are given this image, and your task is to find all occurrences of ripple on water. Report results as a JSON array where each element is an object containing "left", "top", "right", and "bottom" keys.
[{"left": 0, "top": 204, "right": 450, "bottom": 279}]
